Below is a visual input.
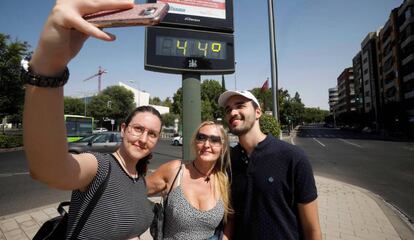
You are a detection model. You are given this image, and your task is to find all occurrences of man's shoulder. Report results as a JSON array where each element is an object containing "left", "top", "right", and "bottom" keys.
[{"left": 264, "top": 135, "right": 303, "bottom": 152}]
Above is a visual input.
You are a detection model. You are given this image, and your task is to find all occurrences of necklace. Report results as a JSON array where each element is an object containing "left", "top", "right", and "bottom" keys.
[
  {"left": 192, "top": 161, "right": 211, "bottom": 182},
  {"left": 115, "top": 151, "right": 138, "bottom": 180}
]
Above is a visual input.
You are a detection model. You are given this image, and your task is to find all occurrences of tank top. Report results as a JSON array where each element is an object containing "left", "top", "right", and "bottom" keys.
[
  {"left": 163, "top": 164, "right": 224, "bottom": 240},
  {"left": 66, "top": 152, "right": 153, "bottom": 239}
]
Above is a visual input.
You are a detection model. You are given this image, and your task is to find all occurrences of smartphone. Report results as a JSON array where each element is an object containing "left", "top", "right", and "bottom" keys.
[{"left": 84, "top": 3, "right": 169, "bottom": 28}]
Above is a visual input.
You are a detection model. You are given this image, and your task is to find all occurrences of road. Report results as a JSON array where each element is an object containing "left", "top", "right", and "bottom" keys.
[
  {"left": 2, "top": 132, "right": 413, "bottom": 223},
  {"left": 0, "top": 139, "right": 182, "bottom": 216},
  {"left": 294, "top": 125, "right": 414, "bottom": 221}
]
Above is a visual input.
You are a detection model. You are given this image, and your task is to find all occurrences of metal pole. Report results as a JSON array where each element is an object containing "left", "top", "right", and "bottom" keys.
[
  {"left": 234, "top": 61, "right": 237, "bottom": 90},
  {"left": 268, "top": 0, "right": 279, "bottom": 121},
  {"left": 182, "top": 72, "right": 201, "bottom": 161}
]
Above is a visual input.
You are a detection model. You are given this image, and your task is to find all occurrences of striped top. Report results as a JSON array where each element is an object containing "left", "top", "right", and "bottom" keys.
[
  {"left": 163, "top": 165, "right": 224, "bottom": 240},
  {"left": 66, "top": 152, "right": 153, "bottom": 239}
]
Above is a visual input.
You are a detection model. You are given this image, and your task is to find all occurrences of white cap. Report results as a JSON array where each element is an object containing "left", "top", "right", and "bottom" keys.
[{"left": 218, "top": 90, "right": 260, "bottom": 108}]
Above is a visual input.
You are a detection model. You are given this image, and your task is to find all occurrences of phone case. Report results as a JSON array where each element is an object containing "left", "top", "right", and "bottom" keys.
[{"left": 84, "top": 3, "right": 169, "bottom": 28}]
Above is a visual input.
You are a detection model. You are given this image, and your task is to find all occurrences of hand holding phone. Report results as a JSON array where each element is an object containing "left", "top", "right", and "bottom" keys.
[{"left": 84, "top": 3, "right": 169, "bottom": 28}]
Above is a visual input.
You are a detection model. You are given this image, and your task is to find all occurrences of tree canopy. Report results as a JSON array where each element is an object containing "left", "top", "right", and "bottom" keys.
[{"left": 0, "top": 34, "right": 30, "bottom": 125}]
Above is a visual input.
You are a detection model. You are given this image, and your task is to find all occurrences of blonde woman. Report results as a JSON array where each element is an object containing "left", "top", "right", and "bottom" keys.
[{"left": 146, "top": 121, "right": 232, "bottom": 240}]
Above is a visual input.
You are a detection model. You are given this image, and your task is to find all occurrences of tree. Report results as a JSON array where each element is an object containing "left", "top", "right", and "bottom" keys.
[
  {"left": 302, "top": 107, "right": 329, "bottom": 123},
  {"left": 0, "top": 34, "right": 30, "bottom": 126},
  {"left": 201, "top": 79, "right": 223, "bottom": 120},
  {"left": 64, "top": 97, "right": 84, "bottom": 115},
  {"left": 149, "top": 97, "right": 162, "bottom": 105},
  {"left": 171, "top": 87, "right": 183, "bottom": 116},
  {"left": 259, "top": 113, "right": 281, "bottom": 137},
  {"left": 88, "top": 86, "right": 135, "bottom": 128},
  {"left": 162, "top": 113, "right": 179, "bottom": 127}
]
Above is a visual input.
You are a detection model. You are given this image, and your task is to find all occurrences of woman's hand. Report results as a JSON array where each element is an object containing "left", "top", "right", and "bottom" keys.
[{"left": 31, "top": 0, "right": 134, "bottom": 76}]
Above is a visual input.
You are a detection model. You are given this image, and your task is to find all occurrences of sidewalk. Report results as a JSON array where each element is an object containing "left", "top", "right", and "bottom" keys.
[{"left": 1, "top": 176, "right": 413, "bottom": 240}]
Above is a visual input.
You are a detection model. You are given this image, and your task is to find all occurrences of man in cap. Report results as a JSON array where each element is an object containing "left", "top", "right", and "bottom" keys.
[{"left": 218, "top": 90, "right": 321, "bottom": 239}]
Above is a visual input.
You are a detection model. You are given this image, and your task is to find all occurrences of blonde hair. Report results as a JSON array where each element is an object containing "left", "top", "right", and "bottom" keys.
[{"left": 190, "top": 121, "right": 233, "bottom": 223}]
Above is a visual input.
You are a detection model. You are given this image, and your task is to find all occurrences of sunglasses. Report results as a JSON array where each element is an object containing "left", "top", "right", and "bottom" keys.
[{"left": 195, "top": 133, "right": 223, "bottom": 146}]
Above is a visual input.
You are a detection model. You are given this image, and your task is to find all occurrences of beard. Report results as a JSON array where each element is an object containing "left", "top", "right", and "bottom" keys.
[{"left": 228, "top": 115, "right": 255, "bottom": 136}]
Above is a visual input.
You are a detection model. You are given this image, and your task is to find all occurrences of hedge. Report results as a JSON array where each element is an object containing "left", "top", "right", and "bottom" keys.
[
  {"left": 259, "top": 114, "right": 281, "bottom": 137},
  {"left": 0, "top": 135, "right": 23, "bottom": 148}
]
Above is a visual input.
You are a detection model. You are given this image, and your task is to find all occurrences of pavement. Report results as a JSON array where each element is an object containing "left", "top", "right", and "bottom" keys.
[{"left": 1, "top": 136, "right": 414, "bottom": 239}]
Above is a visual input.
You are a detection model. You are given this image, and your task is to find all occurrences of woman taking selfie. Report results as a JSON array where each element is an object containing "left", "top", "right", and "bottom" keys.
[
  {"left": 146, "top": 121, "right": 233, "bottom": 240},
  {"left": 23, "top": 0, "right": 161, "bottom": 239}
]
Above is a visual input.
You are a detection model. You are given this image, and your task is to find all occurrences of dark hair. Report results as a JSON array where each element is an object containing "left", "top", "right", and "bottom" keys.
[
  {"left": 251, "top": 100, "right": 260, "bottom": 109},
  {"left": 124, "top": 105, "right": 163, "bottom": 126},
  {"left": 124, "top": 106, "right": 162, "bottom": 177}
]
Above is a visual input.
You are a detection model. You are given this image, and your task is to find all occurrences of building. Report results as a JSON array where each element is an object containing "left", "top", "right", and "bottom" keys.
[
  {"left": 352, "top": 51, "right": 365, "bottom": 113},
  {"left": 398, "top": 0, "right": 414, "bottom": 134},
  {"left": 336, "top": 68, "right": 356, "bottom": 115},
  {"left": 118, "top": 82, "right": 169, "bottom": 115},
  {"left": 328, "top": 87, "right": 338, "bottom": 114},
  {"left": 118, "top": 82, "right": 150, "bottom": 107},
  {"left": 361, "top": 32, "right": 382, "bottom": 130}
]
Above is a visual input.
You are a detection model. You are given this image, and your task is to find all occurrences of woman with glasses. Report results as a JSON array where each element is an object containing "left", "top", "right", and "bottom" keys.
[
  {"left": 23, "top": 0, "right": 161, "bottom": 239},
  {"left": 146, "top": 121, "right": 232, "bottom": 240}
]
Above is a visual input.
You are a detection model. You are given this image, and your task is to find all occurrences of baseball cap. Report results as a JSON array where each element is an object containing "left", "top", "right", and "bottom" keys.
[{"left": 218, "top": 90, "right": 260, "bottom": 108}]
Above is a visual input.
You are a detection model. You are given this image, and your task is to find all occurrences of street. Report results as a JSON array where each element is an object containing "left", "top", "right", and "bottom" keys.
[
  {"left": 0, "top": 139, "right": 181, "bottom": 216},
  {"left": 1, "top": 132, "right": 413, "bottom": 224},
  {"left": 294, "top": 125, "right": 414, "bottom": 222}
]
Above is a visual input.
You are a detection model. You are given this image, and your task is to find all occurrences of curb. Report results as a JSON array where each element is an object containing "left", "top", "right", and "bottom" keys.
[{"left": 0, "top": 146, "right": 24, "bottom": 153}]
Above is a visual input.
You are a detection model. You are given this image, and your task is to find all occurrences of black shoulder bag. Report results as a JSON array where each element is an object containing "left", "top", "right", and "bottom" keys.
[
  {"left": 33, "top": 163, "right": 111, "bottom": 240},
  {"left": 150, "top": 163, "right": 182, "bottom": 240}
]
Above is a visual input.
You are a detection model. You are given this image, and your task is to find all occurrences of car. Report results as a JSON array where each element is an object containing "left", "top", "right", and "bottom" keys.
[
  {"left": 68, "top": 131, "right": 122, "bottom": 154},
  {"left": 93, "top": 127, "right": 108, "bottom": 133},
  {"left": 171, "top": 135, "right": 183, "bottom": 146}
]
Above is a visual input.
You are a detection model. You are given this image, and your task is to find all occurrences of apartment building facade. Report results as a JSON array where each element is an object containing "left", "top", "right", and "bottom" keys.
[
  {"left": 398, "top": 0, "right": 414, "bottom": 134},
  {"left": 352, "top": 51, "right": 365, "bottom": 114},
  {"left": 328, "top": 87, "right": 338, "bottom": 114},
  {"left": 336, "top": 68, "right": 356, "bottom": 116}
]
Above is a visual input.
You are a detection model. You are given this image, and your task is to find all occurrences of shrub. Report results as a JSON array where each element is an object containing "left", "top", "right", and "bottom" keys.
[
  {"left": 0, "top": 135, "right": 23, "bottom": 148},
  {"left": 259, "top": 113, "right": 281, "bottom": 137}
]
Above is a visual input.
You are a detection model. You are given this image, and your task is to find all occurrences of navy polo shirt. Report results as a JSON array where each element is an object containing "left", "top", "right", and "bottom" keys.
[{"left": 230, "top": 134, "right": 317, "bottom": 240}]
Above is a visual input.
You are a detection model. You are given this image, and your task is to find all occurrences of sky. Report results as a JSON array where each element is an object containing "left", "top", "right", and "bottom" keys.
[{"left": 0, "top": 0, "right": 405, "bottom": 110}]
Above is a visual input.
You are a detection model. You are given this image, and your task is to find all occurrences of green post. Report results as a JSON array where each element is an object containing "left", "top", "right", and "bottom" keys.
[{"left": 182, "top": 72, "right": 201, "bottom": 161}]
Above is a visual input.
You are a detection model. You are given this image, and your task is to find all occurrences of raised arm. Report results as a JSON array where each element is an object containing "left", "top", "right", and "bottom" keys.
[
  {"left": 24, "top": 0, "right": 134, "bottom": 190},
  {"left": 146, "top": 160, "right": 182, "bottom": 196}
]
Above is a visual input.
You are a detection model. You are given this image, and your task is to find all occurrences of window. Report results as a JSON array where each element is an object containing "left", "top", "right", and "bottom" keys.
[{"left": 363, "top": 69, "right": 369, "bottom": 75}]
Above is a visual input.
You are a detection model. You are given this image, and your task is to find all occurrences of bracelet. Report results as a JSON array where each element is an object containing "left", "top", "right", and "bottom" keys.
[{"left": 20, "top": 56, "right": 69, "bottom": 88}]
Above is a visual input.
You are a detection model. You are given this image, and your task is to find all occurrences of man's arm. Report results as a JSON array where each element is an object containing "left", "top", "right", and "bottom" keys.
[{"left": 298, "top": 199, "right": 322, "bottom": 240}]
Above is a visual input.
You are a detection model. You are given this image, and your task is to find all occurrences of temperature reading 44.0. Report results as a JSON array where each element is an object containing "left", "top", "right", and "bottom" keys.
[{"left": 156, "top": 36, "right": 226, "bottom": 60}]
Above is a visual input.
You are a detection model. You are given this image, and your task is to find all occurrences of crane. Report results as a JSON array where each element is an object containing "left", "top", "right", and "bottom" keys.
[{"left": 83, "top": 66, "right": 107, "bottom": 92}]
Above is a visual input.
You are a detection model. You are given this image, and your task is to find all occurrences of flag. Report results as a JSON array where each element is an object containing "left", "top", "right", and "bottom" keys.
[{"left": 261, "top": 79, "right": 269, "bottom": 92}]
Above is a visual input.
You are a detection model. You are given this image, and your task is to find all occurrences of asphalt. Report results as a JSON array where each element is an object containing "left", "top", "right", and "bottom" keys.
[{"left": 1, "top": 135, "right": 413, "bottom": 240}]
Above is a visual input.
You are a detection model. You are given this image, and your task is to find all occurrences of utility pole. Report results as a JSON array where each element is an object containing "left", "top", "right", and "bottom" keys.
[{"left": 268, "top": 0, "right": 279, "bottom": 121}]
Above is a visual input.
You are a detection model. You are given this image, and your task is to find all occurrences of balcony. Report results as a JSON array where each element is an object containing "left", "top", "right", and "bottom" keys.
[
  {"left": 403, "top": 72, "right": 414, "bottom": 83},
  {"left": 399, "top": 16, "right": 414, "bottom": 32},
  {"left": 401, "top": 35, "right": 414, "bottom": 49},
  {"left": 384, "top": 81, "right": 395, "bottom": 90},
  {"left": 402, "top": 53, "right": 414, "bottom": 65},
  {"left": 404, "top": 90, "right": 414, "bottom": 99}
]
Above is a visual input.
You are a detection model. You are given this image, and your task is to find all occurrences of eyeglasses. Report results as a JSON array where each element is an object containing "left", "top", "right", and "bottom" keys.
[
  {"left": 195, "top": 133, "right": 223, "bottom": 146},
  {"left": 127, "top": 124, "right": 159, "bottom": 140}
]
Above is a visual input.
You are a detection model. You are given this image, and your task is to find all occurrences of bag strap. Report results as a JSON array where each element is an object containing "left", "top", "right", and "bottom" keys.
[
  {"left": 57, "top": 201, "right": 70, "bottom": 216},
  {"left": 164, "top": 162, "right": 182, "bottom": 205},
  {"left": 71, "top": 161, "right": 112, "bottom": 239}
]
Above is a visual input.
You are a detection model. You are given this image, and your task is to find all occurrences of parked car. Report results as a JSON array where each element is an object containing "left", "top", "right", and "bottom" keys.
[
  {"left": 93, "top": 127, "right": 108, "bottom": 133},
  {"left": 68, "top": 131, "right": 122, "bottom": 154},
  {"left": 171, "top": 135, "right": 183, "bottom": 146}
]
